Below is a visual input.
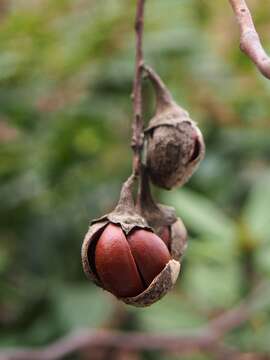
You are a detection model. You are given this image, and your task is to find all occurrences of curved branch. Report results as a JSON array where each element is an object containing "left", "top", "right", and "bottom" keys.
[
  {"left": 0, "top": 330, "right": 266, "bottom": 360},
  {"left": 228, "top": 0, "right": 270, "bottom": 79},
  {"left": 0, "top": 331, "right": 218, "bottom": 360},
  {"left": 2, "top": 283, "right": 270, "bottom": 360}
]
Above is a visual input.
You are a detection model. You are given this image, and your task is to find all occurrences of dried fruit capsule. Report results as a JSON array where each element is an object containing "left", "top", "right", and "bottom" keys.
[
  {"left": 170, "top": 217, "right": 188, "bottom": 260},
  {"left": 143, "top": 65, "right": 205, "bottom": 190},
  {"left": 159, "top": 221, "right": 187, "bottom": 260},
  {"left": 82, "top": 175, "right": 180, "bottom": 307},
  {"left": 136, "top": 167, "right": 188, "bottom": 261},
  {"left": 160, "top": 226, "right": 171, "bottom": 249}
]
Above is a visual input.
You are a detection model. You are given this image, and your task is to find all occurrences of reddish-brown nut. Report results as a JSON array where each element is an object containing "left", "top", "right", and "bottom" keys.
[
  {"left": 127, "top": 229, "right": 171, "bottom": 287},
  {"left": 94, "top": 223, "right": 170, "bottom": 298},
  {"left": 95, "top": 224, "right": 144, "bottom": 298}
]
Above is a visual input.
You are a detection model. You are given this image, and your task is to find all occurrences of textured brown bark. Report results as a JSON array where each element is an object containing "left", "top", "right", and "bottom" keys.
[
  {"left": 228, "top": 0, "right": 270, "bottom": 79},
  {"left": 131, "top": 0, "right": 145, "bottom": 177}
]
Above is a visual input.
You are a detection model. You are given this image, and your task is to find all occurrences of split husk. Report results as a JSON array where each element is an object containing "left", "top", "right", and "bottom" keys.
[
  {"left": 81, "top": 175, "right": 180, "bottom": 307},
  {"left": 137, "top": 167, "right": 188, "bottom": 261},
  {"left": 144, "top": 65, "right": 205, "bottom": 190}
]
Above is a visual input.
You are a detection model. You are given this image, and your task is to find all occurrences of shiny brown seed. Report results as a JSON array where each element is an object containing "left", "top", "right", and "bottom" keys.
[
  {"left": 127, "top": 229, "right": 171, "bottom": 287},
  {"left": 95, "top": 224, "right": 144, "bottom": 298}
]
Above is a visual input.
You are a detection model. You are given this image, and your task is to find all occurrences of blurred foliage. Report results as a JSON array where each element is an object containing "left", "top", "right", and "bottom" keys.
[{"left": 0, "top": 0, "right": 270, "bottom": 359}]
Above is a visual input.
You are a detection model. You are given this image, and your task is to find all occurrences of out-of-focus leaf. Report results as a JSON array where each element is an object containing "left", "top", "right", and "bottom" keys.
[
  {"left": 187, "top": 235, "right": 237, "bottom": 265},
  {"left": 52, "top": 285, "right": 114, "bottom": 329},
  {"left": 242, "top": 172, "right": 270, "bottom": 243},
  {"left": 131, "top": 292, "right": 206, "bottom": 333},
  {"left": 163, "top": 188, "right": 236, "bottom": 242},
  {"left": 255, "top": 243, "right": 270, "bottom": 276},
  {"left": 182, "top": 261, "right": 242, "bottom": 310}
]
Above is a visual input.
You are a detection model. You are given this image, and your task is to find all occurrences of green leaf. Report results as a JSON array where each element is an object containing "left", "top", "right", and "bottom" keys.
[
  {"left": 163, "top": 188, "right": 236, "bottom": 242},
  {"left": 183, "top": 262, "right": 242, "bottom": 310},
  {"left": 131, "top": 292, "right": 206, "bottom": 333},
  {"left": 52, "top": 284, "right": 114, "bottom": 329},
  {"left": 242, "top": 172, "right": 270, "bottom": 243}
]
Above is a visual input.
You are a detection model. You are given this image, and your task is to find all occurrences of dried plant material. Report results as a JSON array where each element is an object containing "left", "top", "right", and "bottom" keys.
[
  {"left": 137, "top": 167, "right": 188, "bottom": 261},
  {"left": 144, "top": 65, "right": 205, "bottom": 190},
  {"left": 81, "top": 175, "right": 180, "bottom": 306},
  {"left": 121, "top": 259, "right": 180, "bottom": 307}
]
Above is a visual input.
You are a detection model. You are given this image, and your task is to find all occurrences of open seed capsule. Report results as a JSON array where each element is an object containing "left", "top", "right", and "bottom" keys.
[
  {"left": 81, "top": 175, "right": 180, "bottom": 307},
  {"left": 136, "top": 167, "right": 188, "bottom": 260},
  {"left": 144, "top": 65, "right": 205, "bottom": 190}
]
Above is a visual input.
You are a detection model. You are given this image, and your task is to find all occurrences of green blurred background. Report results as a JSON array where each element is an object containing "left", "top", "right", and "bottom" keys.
[{"left": 0, "top": 0, "right": 270, "bottom": 359}]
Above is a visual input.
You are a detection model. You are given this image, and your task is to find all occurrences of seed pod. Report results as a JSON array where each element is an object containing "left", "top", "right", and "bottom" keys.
[
  {"left": 143, "top": 65, "right": 205, "bottom": 190},
  {"left": 81, "top": 175, "right": 180, "bottom": 307},
  {"left": 136, "top": 167, "right": 188, "bottom": 261}
]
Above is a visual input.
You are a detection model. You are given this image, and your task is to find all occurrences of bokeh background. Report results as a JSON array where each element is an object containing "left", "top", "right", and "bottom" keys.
[{"left": 1, "top": 0, "right": 270, "bottom": 359}]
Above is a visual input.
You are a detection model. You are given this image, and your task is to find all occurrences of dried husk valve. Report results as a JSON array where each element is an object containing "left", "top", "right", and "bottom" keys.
[
  {"left": 143, "top": 65, "right": 205, "bottom": 190},
  {"left": 81, "top": 175, "right": 181, "bottom": 307}
]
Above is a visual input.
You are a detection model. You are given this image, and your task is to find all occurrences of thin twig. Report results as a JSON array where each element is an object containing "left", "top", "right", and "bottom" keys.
[
  {"left": 131, "top": 0, "right": 145, "bottom": 177},
  {"left": 228, "top": 0, "right": 270, "bottom": 79},
  {"left": 2, "top": 283, "right": 270, "bottom": 360}
]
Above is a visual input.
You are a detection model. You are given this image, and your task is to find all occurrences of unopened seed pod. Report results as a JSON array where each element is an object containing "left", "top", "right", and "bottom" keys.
[
  {"left": 136, "top": 167, "right": 188, "bottom": 261},
  {"left": 81, "top": 175, "right": 180, "bottom": 307},
  {"left": 144, "top": 65, "right": 205, "bottom": 190}
]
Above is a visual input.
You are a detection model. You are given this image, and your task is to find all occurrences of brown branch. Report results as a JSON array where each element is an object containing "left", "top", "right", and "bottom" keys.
[
  {"left": 1, "top": 331, "right": 267, "bottom": 360},
  {"left": 131, "top": 0, "right": 145, "bottom": 177},
  {"left": 2, "top": 283, "right": 270, "bottom": 360},
  {"left": 0, "top": 331, "right": 215, "bottom": 360},
  {"left": 228, "top": 0, "right": 270, "bottom": 79}
]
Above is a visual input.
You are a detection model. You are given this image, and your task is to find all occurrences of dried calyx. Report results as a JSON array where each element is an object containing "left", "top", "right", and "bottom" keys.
[
  {"left": 81, "top": 175, "right": 180, "bottom": 307},
  {"left": 143, "top": 65, "right": 205, "bottom": 190},
  {"left": 136, "top": 167, "right": 188, "bottom": 261}
]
